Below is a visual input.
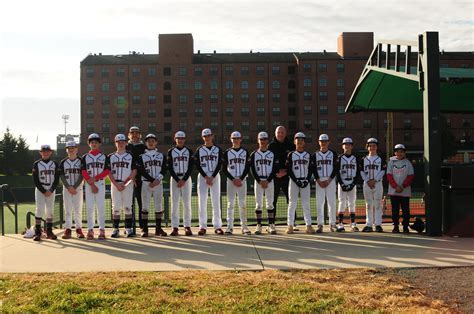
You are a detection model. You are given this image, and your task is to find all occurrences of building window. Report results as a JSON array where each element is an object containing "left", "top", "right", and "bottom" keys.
[
  {"left": 148, "top": 109, "right": 156, "bottom": 118},
  {"left": 446, "top": 118, "right": 451, "bottom": 127},
  {"left": 319, "top": 91, "right": 328, "bottom": 101},
  {"left": 272, "top": 80, "right": 280, "bottom": 89},
  {"left": 225, "top": 121, "right": 234, "bottom": 130},
  {"left": 209, "top": 67, "right": 218, "bottom": 76},
  {"left": 272, "top": 93, "right": 280, "bottom": 102},
  {"left": 383, "top": 119, "right": 388, "bottom": 129},
  {"left": 288, "top": 65, "right": 296, "bottom": 74},
  {"left": 147, "top": 95, "right": 156, "bottom": 104},
  {"left": 116, "top": 83, "right": 125, "bottom": 91},
  {"left": 241, "top": 81, "right": 249, "bottom": 89},
  {"left": 224, "top": 66, "right": 234, "bottom": 75},
  {"left": 288, "top": 93, "right": 296, "bottom": 102},
  {"left": 256, "top": 66, "right": 265, "bottom": 75},
  {"left": 210, "top": 94, "right": 218, "bottom": 103},
  {"left": 337, "top": 105, "right": 345, "bottom": 114},
  {"left": 319, "top": 63, "right": 327, "bottom": 72},
  {"left": 132, "top": 82, "right": 140, "bottom": 91},
  {"left": 102, "top": 123, "right": 110, "bottom": 132},
  {"left": 320, "top": 119, "right": 328, "bottom": 129},
  {"left": 195, "top": 108, "right": 203, "bottom": 117},
  {"left": 288, "top": 80, "right": 296, "bottom": 89},
  {"left": 148, "top": 82, "right": 157, "bottom": 91},
  {"left": 303, "top": 91, "right": 312, "bottom": 101},
  {"left": 178, "top": 67, "right": 187, "bottom": 76},
  {"left": 404, "top": 119, "right": 412, "bottom": 129},
  {"left": 132, "top": 68, "right": 140, "bottom": 76},
  {"left": 163, "top": 67, "right": 171, "bottom": 76},
  {"left": 337, "top": 91, "right": 345, "bottom": 101},
  {"left": 272, "top": 66, "right": 280, "bottom": 75},
  {"left": 337, "top": 79, "right": 345, "bottom": 87},
  {"left": 178, "top": 81, "right": 188, "bottom": 90},
  {"left": 242, "top": 121, "right": 250, "bottom": 131},
  {"left": 132, "top": 109, "right": 140, "bottom": 118},
  {"left": 363, "top": 119, "right": 372, "bottom": 128},
  {"left": 194, "top": 94, "right": 203, "bottom": 103},
  {"left": 101, "top": 69, "right": 109, "bottom": 77},
  {"left": 240, "top": 66, "right": 249, "bottom": 75},
  {"left": 179, "top": 95, "right": 187, "bottom": 104},
  {"left": 148, "top": 68, "right": 156, "bottom": 76},
  {"left": 101, "top": 96, "right": 110, "bottom": 105},
  {"left": 303, "top": 105, "right": 312, "bottom": 114},
  {"left": 241, "top": 94, "right": 249, "bottom": 102},
  {"left": 86, "top": 96, "right": 94, "bottom": 105},
  {"left": 210, "top": 80, "right": 218, "bottom": 90},
  {"left": 303, "top": 79, "right": 312, "bottom": 87},
  {"left": 117, "top": 108, "right": 125, "bottom": 118},
  {"left": 194, "top": 81, "right": 202, "bottom": 90},
  {"left": 116, "top": 96, "right": 125, "bottom": 106},
  {"left": 225, "top": 94, "right": 234, "bottom": 102},
  {"left": 210, "top": 107, "right": 218, "bottom": 117},
  {"left": 272, "top": 107, "right": 281, "bottom": 116},
  {"left": 256, "top": 93, "right": 265, "bottom": 102},
  {"left": 164, "top": 82, "right": 171, "bottom": 90},
  {"left": 288, "top": 107, "right": 296, "bottom": 116},
  {"left": 179, "top": 108, "right": 187, "bottom": 117},
  {"left": 336, "top": 63, "right": 345, "bottom": 72},
  {"left": 116, "top": 68, "right": 125, "bottom": 77},
  {"left": 241, "top": 107, "right": 249, "bottom": 116},
  {"left": 211, "top": 121, "right": 219, "bottom": 129},
  {"left": 179, "top": 122, "right": 187, "bottom": 130},
  {"left": 86, "top": 123, "right": 94, "bottom": 133},
  {"left": 86, "top": 83, "right": 94, "bottom": 92},
  {"left": 132, "top": 96, "right": 141, "bottom": 105},
  {"left": 462, "top": 119, "right": 471, "bottom": 128},
  {"left": 225, "top": 81, "right": 233, "bottom": 89},
  {"left": 225, "top": 107, "right": 234, "bottom": 116},
  {"left": 148, "top": 123, "right": 157, "bottom": 133},
  {"left": 256, "top": 81, "right": 265, "bottom": 89},
  {"left": 304, "top": 119, "right": 312, "bottom": 129},
  {"left": 256, "top": 107, "right": 265, "bottom": 116},
  {"left": 163, "top": 95, "right": 171, "bottom": 103},
  {"left": 404, "top": 132, "right": 412, "bottom": 142},
  {"left": 86, "top": 110, "right": 94, "bottom": 119},
  {"left": 86, "top": 68, "right": 94, "bottom": 77},
  {"left": 194, "top": 67, "right": 203, "bottom": 76},
  {"left": 164, "top": 108, "right": 172, "bottom": 117},
  {"left": 338, "top": 120, "right": 346, "bottom": 129},
  {"left": 195, "top": 121, "right": 203, "bottom": 131},
  {"left": 303, "top": 63, "right": 311, "bottom": 72},
  {"left": 117, "top": 123, "right": 125, "bottom": 133},
  {"left": 102, "top": 137, "right": 110, "bottom": 145},
  {"left": 257, "top": 121, "right": 265, "bottom": 131},
  {"left": 320, "top": 105, "right": 328, "bottom": 114},
  {"left": 319, "top": 79, "right": 327, "bottom": 87}
]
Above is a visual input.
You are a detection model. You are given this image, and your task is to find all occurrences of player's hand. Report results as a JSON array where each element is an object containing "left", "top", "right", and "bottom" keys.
[
  {"left": 153, "top": 179, "right": 161, "bottom": 187},
  {"left": 67, "top": 187, "right": 77, "bottom": 195},
  {"left": 44, "top": 191, "right": 52, "bottom": 197},
  {"left": 277, "top": 169, "right": 287, "bottom": 178},
  {"left": 117, "top": 183, "right": 125, "bottom": 191},
  {"left": 177, "top": 180, "right": 185, "bottom": 188},
  {"left": 367, "top": 180, "right": 376, "bottom": 189},
  {"left": 205, "top": 176, "right": 214, "bottom": 186},
  {"left": 87, "top": 177, "right": 95, "bottom": 185},
  {"left": 233, "top": 179, "right": 242, "bottom": 187},
  {"left": 91, "top": 184, "right": 99, "bottom": 194},
  {"left": 395, "top": 185, "right": 403, "bottom": 193},
  {"left": 260, "top": 180, "right": 268, "bottom": 189}
]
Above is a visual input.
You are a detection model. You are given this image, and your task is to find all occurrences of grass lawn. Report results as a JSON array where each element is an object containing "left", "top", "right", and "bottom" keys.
[{"left": 0, "top": 269, "right": 451, "bottom": 312}]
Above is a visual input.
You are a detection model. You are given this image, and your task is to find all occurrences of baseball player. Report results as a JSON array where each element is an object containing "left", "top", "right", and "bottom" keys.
[
  {"left": 195, "top": 128, "right": 223, "bottom": 235},
  {"left": 137, "top": 133, "right": 167, "bottom": 237},
  {"left": 250, "top": 131, "right": 278, "bottom": 235},
  {"left": 222, "top": 131, "right": 251, "bottom": 235},
  {"left": 108, "top": 134, "right": 137, "bottom": 238},
  {"left": 82, "top": 133, "right": 109, "bottom": 240},
  {"left": 286, "top": 132, "right": 315, "bottom": 234},
  {"left": 387, "top": 144, "right": 414, "bottom": 233},
  {"left": 336, "top": 138, "right": 360, "bottom": 232},
  {"left": 313, "top": 134, "right": 339, "bottom": 233},
  {"left": 126, "top": 126, "right": 147, "bottom": 235},
  {"left": 360, "top": 138, "right": 386, "bottom": 232},
  {"left": 167, "top": 131, "right": 194, "bottom": 236},
  {"left": 32, "top": 144, "right": 60, "bottom": 241},
  {"left": 59, "top": 141, "right": 84, "bottom": 239}
]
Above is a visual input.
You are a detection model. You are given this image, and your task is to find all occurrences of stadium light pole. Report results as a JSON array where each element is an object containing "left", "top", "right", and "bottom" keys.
[{"left": 62, "top": 114, "right": 70, "bottom": 139}]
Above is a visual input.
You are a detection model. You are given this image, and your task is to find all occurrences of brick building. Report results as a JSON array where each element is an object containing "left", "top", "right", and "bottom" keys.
[{"left": 80, "top": 33, "right": 474, "bottom": 153}]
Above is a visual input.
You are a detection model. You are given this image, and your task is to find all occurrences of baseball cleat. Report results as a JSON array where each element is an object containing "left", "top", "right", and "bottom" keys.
[
  {"left": 330, "top": 224, "right": 337, "bottom": 232},
  {"left": 33, "top": 230, "right": 42, "bottom": 241},
  {"left": 155, "top": 228, "right": 168, "bottom": 237},
  {"left": 62, "top": 229, "right": 72, "bottom": 239},
  {"left": 214, "top": 228, "right": 224, "bottom": 235},
  {"left": 351, "top": 223, "right": 359, "bottom": 232},
  {"left": 293, "top": 224, "right": 300, "bottom": 231},
  {"left": 125, "top": 228, "right": 135, "bottom": 237},
  {"left": 392, "top": 225, "right": 400, "bottom": 233},
  {"left": 268, "top": 224, "right": 277, "bottom": 234},
  {"left": 141, "top": 231, "right": 149, "bottom": 238},
  {"left": 98, "top": 229, "right": 106, "bottom": 240},
  {"left": 375, "top": 225, "right": 384, "bottom": 233},
  {"left": 241, "top": 225, "right": 251, "bottom": 235},
  {"left": 184, "top": 227, "right": 193, "bottom": 236},
  {"left": 76, "top": 228, "right": 85, "bottom": 238},
  {"left": 111, "top": 229, "right": 120, "bottom": 238},
  {"left": 198, "top": 228, "right": 207, "bottom": 236},
  {"left": 403, "top": 226, "right": 410, "bottom": 233},
  {"left": 336, "top": 224, "right": 345, "bottom": 232},
  {"left": 362, "top": 226, "right": 373, "bottom": 232},
  {"left": 224, "top": 227, "right": 233, "bottom": 235},
  {"left": 306, "top": 225, "right": 316, "bottom": 234},
  {"left": 86, "top": 229, "right": 94, "bottom": 240},
  {"left": 170, "top": 228, "right": 179, "bottom": 236},
  {"left": 316, "top": 225, "right": 323, "bottom": 233},
  {"left": 285, "top": 225, "right": 294, "bottom": 234},
  {"left": 254, "top": 224, "right": 262, "bottom": 235}
]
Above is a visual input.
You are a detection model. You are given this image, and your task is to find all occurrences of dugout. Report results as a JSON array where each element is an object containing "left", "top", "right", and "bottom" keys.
[{"left": 345, "top": 32, "right": 474, "bottom": 236}]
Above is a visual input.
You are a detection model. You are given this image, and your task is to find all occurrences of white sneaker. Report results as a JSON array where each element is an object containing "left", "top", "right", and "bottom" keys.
[
  {"left": 125, "top": 228, "right": 134, "bottom": 237},
  {"left": 268, "top": 224, "right": 277, "bottom": 234},
  {"left": 351, "top": 222, "right": 359, "bottom": 232},
  {"left": 337, "top": 223, "right": 345, "bottom": 232},
  {"left": 254, "top": 224, "right": 262, "bottom": 235},
  {"left": 316, "top": 225, "right": 323, "bottom": 233},
  {"left": 241, "top": 225, "right": 251, "bottom": 235},
  {"left": 285, "top": 225, "right": 294, "bottom": 234},
  {"left": 225, "top": 226, "right": 233, "bottom": 235}
]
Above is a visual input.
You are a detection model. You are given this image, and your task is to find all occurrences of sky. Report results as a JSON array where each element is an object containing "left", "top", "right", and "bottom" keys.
[{"left": 0, "top": 0, "right": 473, "bottom": 149}]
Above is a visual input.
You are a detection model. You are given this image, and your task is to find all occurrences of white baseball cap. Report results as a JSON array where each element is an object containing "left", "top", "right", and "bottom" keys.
[
  {"left": 174, "top": 131, "right": 186, "bottom": 138},
  {"left": 367, "top": 137, "right": 378, "bottom": 144},
  {"left": 65, "top": 141, "right": 77, "bottom": 148},
  {"left": 294, "top": 132, "right": 306, "bottom": 139},
  {"left": 394, "top": 144, "right": 406, "bottom": 151},
  {"left": 230, "top": 131, "right": 242, "bottom": 139},
  {"left": 342, "top": 137, "right": 353, "bottom": 144},
  {"left": 319, "top": 134, "right": 329, "bottom": 141},
  {"left": 129, "top": 126, "right": 140, "bottom": 133},
  {"left": 201, "top": 128, "right": 212, "bottom": 137},
  {"left": 40, "top": 144, "right": 52, "bottom": 151},
  {"left": 88, "top": 133, "right": 101, "bottom": 143},
  {"left": 144, "top": 133, "right": 157, "bottom": 141},
  {"left": 114, "top": 134, "right": 127, "bottom": 142},
  {"left": 258, "top": 131, "right": 269, "bottom": 139}
]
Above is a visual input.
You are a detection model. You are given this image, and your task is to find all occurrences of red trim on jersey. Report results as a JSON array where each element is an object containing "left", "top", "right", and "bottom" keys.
[
  {"left": 386, "top": 173, "right": 398, "bottom": 188},
  {"left": 402, "top": 174, "right": 414, "bottom": 188}
]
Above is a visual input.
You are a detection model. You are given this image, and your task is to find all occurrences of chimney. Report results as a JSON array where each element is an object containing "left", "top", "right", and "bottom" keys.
[{"left": 337, "top": 32, "right": 374, "bottom": 58}]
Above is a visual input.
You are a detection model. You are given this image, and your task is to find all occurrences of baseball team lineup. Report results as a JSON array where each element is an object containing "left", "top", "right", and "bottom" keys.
[{"left": 31, "top": 125, "right": 415, "bottom": 242}]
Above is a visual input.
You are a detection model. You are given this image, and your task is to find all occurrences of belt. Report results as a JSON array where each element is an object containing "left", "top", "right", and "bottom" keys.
[
  {"left": 259, "top": 176, "right": 268, "bottom": 179},
  {"left": 296, "top": 177, "right": 307, "bottom": 180},
  {"left": 176, "top": 173, "right": 184, "bottom": 176}
]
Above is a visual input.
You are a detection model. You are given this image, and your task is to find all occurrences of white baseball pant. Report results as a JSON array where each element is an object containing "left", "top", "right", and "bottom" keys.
[
  {"left": 170, "top": 178, "right": 192, "bottom": 228},
  {"left": 316, "top": 177, "right": 337, "bottom": 226},
  {"left": 112, "top": 183, "right": 134, "bottom": 217},
  {"left": 141, "top": 181, "right": 163, "bottom": 213},
  {"left": 35, "top": 188, "right": 56, "bottom": 222},
  {"left": 197, "top": 173, "right": 222, "bottom": 229},
  {"left": 226, "top": 178, "right": 247, "bottom": 227},
  {"left": 85, "top": 180, "right": 106, "bottom": 230},
  {"left": 254, "top": 180, "right": 274, "bottom": 211},
  {"left": 338, "top": 185, "right": 357, "bottom": 214},
  {"left": 63, "top": 184, "right": 83, "bottom": 229},
  {"left": 287, "top": 180, "right": 312, "bottom": 226},
  {"left": 363, "top": 181, "right": 384, "bottom": 226}
]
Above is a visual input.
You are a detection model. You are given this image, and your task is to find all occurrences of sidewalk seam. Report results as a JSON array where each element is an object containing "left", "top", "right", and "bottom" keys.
[{"left": 250, "top": 235, "right": 265, "bottom": 270}]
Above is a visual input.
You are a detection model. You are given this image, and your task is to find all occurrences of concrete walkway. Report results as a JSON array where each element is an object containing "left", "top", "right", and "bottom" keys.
[{"left": 1, "top": 225, "right": 473, "bottom": 272}]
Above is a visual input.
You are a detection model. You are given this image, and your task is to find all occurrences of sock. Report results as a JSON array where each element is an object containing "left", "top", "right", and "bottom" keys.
[
  {"left": 256, "top": 210, "right": 262, "bottom": 225},
  {"left": 338, "top": 213, "right": 344, "bottom": 224},
  {"left": 350, "top": 213, "right": 355, "bottom": 223}
]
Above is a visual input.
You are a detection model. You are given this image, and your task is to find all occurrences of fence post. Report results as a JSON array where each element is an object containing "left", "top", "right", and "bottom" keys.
[{"left": 0, "top": 186, "right": 5, "bottom": 236}]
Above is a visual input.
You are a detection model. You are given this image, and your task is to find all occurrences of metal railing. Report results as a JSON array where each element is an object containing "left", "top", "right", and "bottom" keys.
[{"left": 0, "top": 184, "right": 19, "bottom": 235}]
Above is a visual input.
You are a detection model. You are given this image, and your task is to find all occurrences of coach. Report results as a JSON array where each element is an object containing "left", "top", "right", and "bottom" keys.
[{"left": 269, "top": 126, "right": 296, "bottom": 225}]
